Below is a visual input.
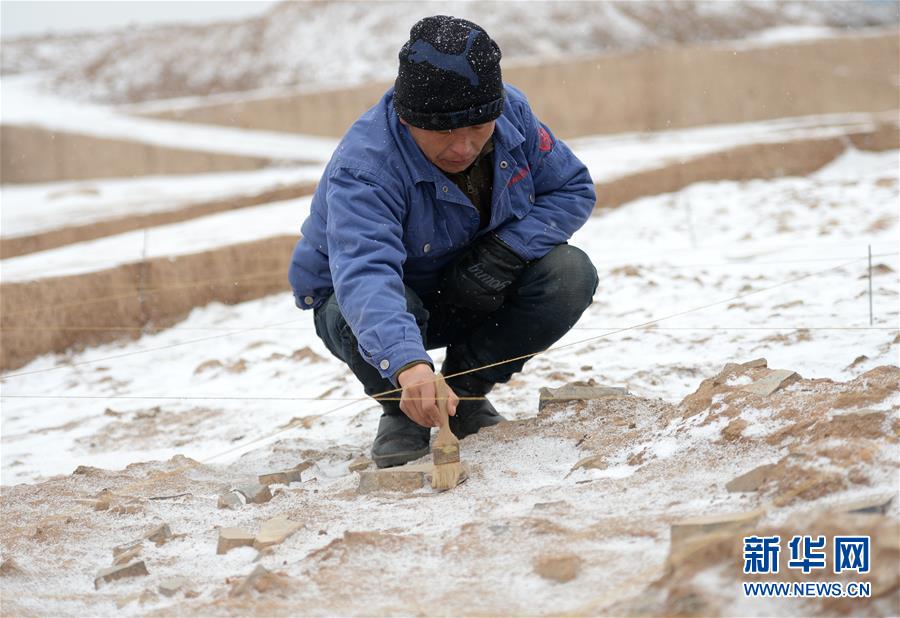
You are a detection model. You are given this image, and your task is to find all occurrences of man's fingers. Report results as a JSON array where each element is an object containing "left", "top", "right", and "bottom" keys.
[{"left": 448, "top": 391, "right": 459, "bottom": 416}]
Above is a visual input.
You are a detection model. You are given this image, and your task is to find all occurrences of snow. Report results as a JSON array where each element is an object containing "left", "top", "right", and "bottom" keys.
[
  {"left": 1, "top": 75, "right": 338, "bottom": 163},
  {"left": 0, "top": 166, "right": 323, "bottom": 238},
  {"left": 2, "top": 146, "right": 897, "bottom": 484}
]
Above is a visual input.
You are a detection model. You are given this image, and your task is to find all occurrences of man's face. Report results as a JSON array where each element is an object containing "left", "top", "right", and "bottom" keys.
[{"left": 401, "top": 119, "right": 496, "bottom": 174}]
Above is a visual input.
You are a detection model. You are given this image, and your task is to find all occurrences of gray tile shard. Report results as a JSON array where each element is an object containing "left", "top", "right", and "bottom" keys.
[
  {"left": 740, "top": 369, "right": 798, "bottom": 396},
  {"left": 253, "top": 516, "right": 302, "bottom": 550},
  {"left": 538, "top": 384, "right": 630, "bottom": 411},
  {"left": 726, "top": 464, "right": 777, "bottom": 493},
  {"left": 670, "top": 509, "right": 764, "bottom": 547},
  {"left": 217, "top": 527, "right": 256, "bottom": 555},
  {"left": 94, "top": 561, "right": 149, "bottom": 589},
  {"left": 835, "top": 494, "right": 894, "bottom": 515},
  {"left": 235, "top": 483, "right": 272, "bottom": 504},
  {"left": 258, "top": 469, "right": 304, "bottom": 486}
]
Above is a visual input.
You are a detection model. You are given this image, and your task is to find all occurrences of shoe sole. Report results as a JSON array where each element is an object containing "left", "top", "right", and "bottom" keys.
[{"left": 372, "top": 445, "right": 431, "bottom": 469}]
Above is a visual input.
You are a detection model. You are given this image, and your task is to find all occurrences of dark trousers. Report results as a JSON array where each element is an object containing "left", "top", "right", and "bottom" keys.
[{"left": 313, "top": 243, "right": 599, "bottom": 405}]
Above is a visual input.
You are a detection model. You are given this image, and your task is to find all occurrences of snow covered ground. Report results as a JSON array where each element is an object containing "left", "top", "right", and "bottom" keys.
[{"left": 2, "top": 146, "right": 896, "bottom": 485}]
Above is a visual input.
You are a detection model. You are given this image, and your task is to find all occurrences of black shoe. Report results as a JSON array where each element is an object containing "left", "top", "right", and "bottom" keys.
[
  {"left": 371, "top": 412, "right": 431, "bottom": 469},
  {"left": 449, "top": 395, "right": 506, "bottom": 439}
]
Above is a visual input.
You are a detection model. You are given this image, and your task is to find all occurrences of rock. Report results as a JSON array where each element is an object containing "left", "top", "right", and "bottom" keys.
[
  {"left": 834, "top": 494, "right": 894, "bottom": 515},
  {"left": 235, "top": 483, "right": 272, "bottom": 505},
  {"left": 538, "top": 384, "right": 629, "bottom": 411},
  {"left": 726, "top": 464, "right": 776, "bottom": 492},
  {"left": 253, "top": 516, "right": 302, "bottom": 550},
  {"left": 0, "top": 557, "right": 25, "bottom": 577},
  {"left": 258, "top": 469, "right": 304, "bottom": 486},
  {"left": 94, "top": 561, "right": 149, "bottom": 589},
  {"left": 533, "top": 554, "right": 582, "bottom": 583},
  {"left": 145, "top": 523, "right": 172, "bottom": 545},
  {"left": 230, "top": 564, "right": 268, "bottom": 597},
  {"left": 113, "top": 546, "right": 142, "bottom": 566},
  {"left": 111, "top": 539, "right": 143, "bottom": 558},
  {"left": 670, "top": 509, "right": 764, "bottom": 547},
  {"left": 217, "top": 490, "right": 245, "bottom": 510},
  {"left": 740, "top": 369, "right": 798, "bottom": 396},
  {"left": 348, "top": 456, "right": 371, "bottom": 472},
  {"left": 217, "top": 527, "right": 256, "bottom": 555},
  {"left": 158, "top": 576, "right": 188, "bottom": 597},
  {"left": 741, "top": 358, "right": 768, "bottom": 369}
]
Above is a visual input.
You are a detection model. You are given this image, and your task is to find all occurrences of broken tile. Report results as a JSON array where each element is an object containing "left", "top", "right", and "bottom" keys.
[
  {"left": 94, "top": 561, "right": 149, "bottom": 589},
  {"left": 235, "top": 483, "right": 272, "bottom": 505},
  {"left": 538, "top": 384, "right": 629, "bottom": 411},
  {"left": 357, "top": 467, "right": 427, "bottom": 494},
  {"left": 533, "top": 554, "right": 582, "bottom": 583},
  {"left": 217, "top": 490, "right": 245, "bottom": 510},
  {"left": 112, "top": 546, "right": 142, "bottom": 566},
  {"left": 258, "top": 469, "right": 304, "bottom": 486},
  {"left": 834, "top": 494, "right": 894, "bottom": 515},
  {"left": 230, "top": 564, "right": 268, "bottom": 597},
  {"left": 726, "top": 464, "right": 777, "bottom": 493},
  {"left": 741, "top": 358, "right": 768, "bottom": 369},
  {"left": 348, "top": 456, "right": 371, "bottom": 472},
  {"left": 670, "top": 509, "right": 764, "bottom": 546},
  {"left": 253, "top": 516, "right": 302, "bottom": 550},
  {"left": 158, "top": 576, "right": 188, "bottom": 597},
  {"left": 145, "top": 523, "right": 172, "bottom": 545},
  {"left": 740, "top": 369, "right": 798, "bottom": 397},
  {"left": 569, "top": 454, "right": 607, "bottom": 475},
  {"left": 217, "top": 527, "right": 256, "bottom": 555},
  {"left": 111, "top": 539, "right": 143, "bottom": 559}
]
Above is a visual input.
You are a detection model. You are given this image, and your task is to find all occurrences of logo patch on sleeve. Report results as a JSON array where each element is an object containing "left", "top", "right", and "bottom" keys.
[{"left": 538, "top": 126, "right": 553, "bottom": 152}]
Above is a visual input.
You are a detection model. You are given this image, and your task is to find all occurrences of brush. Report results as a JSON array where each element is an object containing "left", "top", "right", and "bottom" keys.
[{"left": 430, "top": 372, "right": 463, "bottom": 491}]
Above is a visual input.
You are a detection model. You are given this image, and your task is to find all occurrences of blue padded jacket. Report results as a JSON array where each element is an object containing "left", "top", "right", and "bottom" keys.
[{"left": 288, "top": 84, "right": 595, "bottom": 382}]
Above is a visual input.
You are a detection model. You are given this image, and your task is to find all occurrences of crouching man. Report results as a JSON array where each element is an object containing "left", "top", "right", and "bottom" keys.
[{"left": 289, "top": 15, "right": 599, "bottom": 468}]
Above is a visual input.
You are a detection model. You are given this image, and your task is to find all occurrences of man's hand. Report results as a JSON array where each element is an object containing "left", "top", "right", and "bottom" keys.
[
  {"left": 441, "top": 234, "right": 526, "bottom": 312},
  {"left": 397, "top": 363, "right": 458, "bottom": 428}
]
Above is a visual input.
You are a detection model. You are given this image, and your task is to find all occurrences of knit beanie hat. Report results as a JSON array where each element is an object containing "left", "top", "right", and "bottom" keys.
[{"left": 394, "top": 15, "right": 504, "bottom": 131}]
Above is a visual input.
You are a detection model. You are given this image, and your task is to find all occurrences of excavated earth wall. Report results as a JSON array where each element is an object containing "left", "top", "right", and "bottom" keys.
[
  {"left": 0, "top": 125, "right": 276, "bottom": 185},
  {"left": 1, "top": 124, "right": 897, "bottom": 371},
  {"left": 142, "top": 34, "right": 899, "bottom": 139}
]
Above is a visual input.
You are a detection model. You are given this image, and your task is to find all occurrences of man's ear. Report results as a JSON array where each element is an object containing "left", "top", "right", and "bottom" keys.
[{"left": 398, "top": 116, "right": 409, "bottom": 127}]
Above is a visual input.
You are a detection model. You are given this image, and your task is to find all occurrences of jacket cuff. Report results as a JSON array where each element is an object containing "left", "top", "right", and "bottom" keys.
[{"left": 361, "top": 341, "right": 433, "bottom": 384}]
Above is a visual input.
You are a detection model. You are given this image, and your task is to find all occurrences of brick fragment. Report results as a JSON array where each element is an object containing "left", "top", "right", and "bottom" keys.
[
  {"left": 670, "top": 509, "right": 764, "bottom": 547},
  {"left": 94, "top": 561, "right": 149, "bottom": 589},
  {"left": 538, "top": 384, "right": 629, "bottom": 411},
  {"left": 740, "top": 369, "right": 798, "bottom": 396},
  {"left": 258, "top": 469, "right": 303, "bottom": 486},
  {"left": 725, "top": 464, "right": 776, "bottom": 492},
  {"left": 235, "top": 483, "right": 272, "bottom": 504},
  {"left": 217, "top": 527, "right": 255, "bottom": 555},
  {"left": 253, "top": 516, "right": 302, "bottom": 550}
]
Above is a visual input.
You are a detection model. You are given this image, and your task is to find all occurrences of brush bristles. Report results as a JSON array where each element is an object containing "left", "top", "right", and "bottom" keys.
[{"left": 431, "top": 461, "right": 464, "bottom": 491}]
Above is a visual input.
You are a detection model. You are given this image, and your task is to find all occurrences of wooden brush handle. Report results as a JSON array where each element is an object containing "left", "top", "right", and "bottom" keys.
[{"left": 435, "top": 372, "right": 450, "bottom": 429}]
